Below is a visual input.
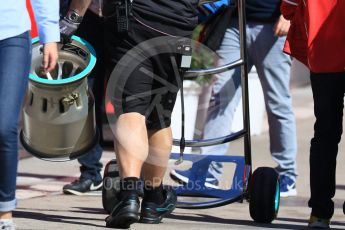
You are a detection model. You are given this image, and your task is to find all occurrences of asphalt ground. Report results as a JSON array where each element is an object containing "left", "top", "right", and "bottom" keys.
[{"left": 14, "top": 86, "right": 345, "bottom": 229}]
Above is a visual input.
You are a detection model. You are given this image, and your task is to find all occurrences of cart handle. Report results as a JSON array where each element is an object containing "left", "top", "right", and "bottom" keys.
[
  {"left": 173, "top": 129, "right": 246, "bottom": 147},
  {"left": 184, "top": 58, "right": 244, "bottom": 78}
]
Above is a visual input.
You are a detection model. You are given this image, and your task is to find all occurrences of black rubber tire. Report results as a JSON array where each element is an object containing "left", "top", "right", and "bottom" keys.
[
  {"left": 249, "top": 167, "right": 280, "bottom": 223},
  {"left": 102, "top": 159, "right": 120, "bottom": 214}
]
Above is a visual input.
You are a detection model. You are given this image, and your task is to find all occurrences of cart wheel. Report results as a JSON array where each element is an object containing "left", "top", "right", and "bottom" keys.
[
  {"left": 102, "top": 159, "right": 120, "bottom": 214},
  {"left": 249, "top": 167, "right": 280, "bottom": 223}
]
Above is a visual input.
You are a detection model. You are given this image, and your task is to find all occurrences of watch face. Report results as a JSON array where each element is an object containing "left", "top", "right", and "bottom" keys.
[
  {"left": 67, "top": 11, "right": 82, "bottom": 23},
  {"left": 70, "top": 12, "right": 78, "bottom": 21}
]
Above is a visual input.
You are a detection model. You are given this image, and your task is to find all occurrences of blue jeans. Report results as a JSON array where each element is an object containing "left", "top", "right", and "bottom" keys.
[
  {"left": 202, "top": 19, "right": 297, "bottom": 180},
  {"left": 0, "top": 31, "right": 31, "bottom": 212},
  {"left": 76, "top": 11, "right": 106, "bottom": 182},
  {"left": 78, "top": 144, "right": 103, "bottom": 182}
]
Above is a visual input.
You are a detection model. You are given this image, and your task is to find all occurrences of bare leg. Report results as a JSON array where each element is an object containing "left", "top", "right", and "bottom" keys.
[
  {"left": 0, "top": 212, "right": 12, "bottom": 219},
  {"left": 143, "top": 127, "right": 173, "bottom": 187},
  {"left": 114, "top": 113, "right": 149, "bottom": 178},
  {"left": 138, "top": 127, "right": 176, "bottom": 224}
]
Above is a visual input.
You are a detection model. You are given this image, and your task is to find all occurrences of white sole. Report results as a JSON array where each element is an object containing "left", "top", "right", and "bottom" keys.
[
  {"left": 170, "top": 170, "right": 219, "bottom": 189},
  {"left": 63, "top": 189, "right": 102, "bottom": 196},
  {"left": 63, "top": 182, "right": 103, "bottom": 196},
  {"left": 170, "top": 170, "right": 189, "bottom": 183},
  {"left": 280, "top": 189, "right": 297, "bottom": 198},
  {"left": 204, "top": 182, "right": 220, "bottom": 189}
]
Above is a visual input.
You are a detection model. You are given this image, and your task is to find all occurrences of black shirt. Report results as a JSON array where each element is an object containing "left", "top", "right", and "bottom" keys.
[
  {"left": 132, "top": 0, "right": 199, "bottom": 36},
  {"left": 244, "top": 0, "right": 281, "bottom": 22}
]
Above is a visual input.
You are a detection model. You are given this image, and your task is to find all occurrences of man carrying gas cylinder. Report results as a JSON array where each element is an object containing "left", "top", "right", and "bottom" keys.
[{"left": 60, "top": 0, "right": 199, "bottom": 228}]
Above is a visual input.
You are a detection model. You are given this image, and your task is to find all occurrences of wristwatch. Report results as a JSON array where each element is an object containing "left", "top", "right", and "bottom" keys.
[{"left": 65, "top": 10, "right": 83, "bottom": 24}]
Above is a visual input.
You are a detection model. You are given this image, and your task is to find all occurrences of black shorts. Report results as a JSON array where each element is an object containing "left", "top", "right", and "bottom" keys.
[{"left": 105, "top": 14, "right": 195, "bottom": 130}]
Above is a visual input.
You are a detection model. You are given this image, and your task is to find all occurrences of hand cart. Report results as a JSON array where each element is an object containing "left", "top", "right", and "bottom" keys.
[{"left": 103, "top": 0, "right": 280, "bottom": 224}]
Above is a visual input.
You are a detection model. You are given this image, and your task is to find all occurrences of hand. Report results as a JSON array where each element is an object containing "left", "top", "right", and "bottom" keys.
[
  {"left": 273, "top": 15, "right": 291, "bottom": 37},
  {"left": 59, "top": 17, "right": 80, "bottom": 43},
  {"left": 42, "top": 43, "right": 58, "bottom": 74}
]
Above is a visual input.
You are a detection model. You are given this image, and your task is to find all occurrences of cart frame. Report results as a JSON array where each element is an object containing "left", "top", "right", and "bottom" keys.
[{"left": 170, "top": 0, "right": 252, "bottom": 209}]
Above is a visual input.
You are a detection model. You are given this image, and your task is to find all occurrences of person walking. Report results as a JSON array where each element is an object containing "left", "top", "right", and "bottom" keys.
[
  {"left": 171, "top": 0, "right": 298, "bottom": 198},
  {"left": 60, "top": 0, "right": 106, "bottom": 196},
  {"left": 0, "top": 0, "right": 59, "bottom": 229},
  {"left": 60, "top": 0, "right": 199, "bottom": 228},
  {"left": 281, "top": 0, "right": 345, "bottom": 228}
]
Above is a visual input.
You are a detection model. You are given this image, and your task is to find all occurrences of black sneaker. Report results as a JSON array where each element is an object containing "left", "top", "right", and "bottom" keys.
[
  {"left": 63, "top": 177, "right": 103, "bottom": 195},
  {"left": 140, "top": 187, "right": 177, "bottom": 224},
  {"left": 105, "top": 193, "right": 140, "bottom": 228}
]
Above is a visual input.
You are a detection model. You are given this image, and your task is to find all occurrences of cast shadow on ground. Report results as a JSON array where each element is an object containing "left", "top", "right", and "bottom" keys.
[
  {"left": 17, "top": 172, "right": 77, "bottom": 182},
  {"left": 14, "top": 209, "right": 105, "bottom": 228},
  {"left": 280, "top": 197, "right": 344, "bottom": 210},
  {"left": 277, "top": 217, "right": 345, "bottom": 228},
  {"left": 167, "top": 213, "right": 345, "bottom": 230},
  {"left": 71, "top": 207, "right": 107, "bottom": 215},
  {"left": 336, "top": 185, "right": 345, "bottom": 190}
]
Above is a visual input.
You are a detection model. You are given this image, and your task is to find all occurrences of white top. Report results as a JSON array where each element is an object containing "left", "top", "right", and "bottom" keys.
[{"left": 0, "top": 0, "right": 60, "bottom": 43}]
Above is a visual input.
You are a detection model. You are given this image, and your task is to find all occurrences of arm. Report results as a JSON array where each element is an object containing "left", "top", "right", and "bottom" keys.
[
  {"left": 31, "top": 0, "right": 60, "bottom": 44},
  {"left": 273, "top": 15, "right": 290, "bottom": 37},
  {"left": 31, "top": 0, "right": 60, "bottom": 73},
  {"left": 59, "top": 0, "right": 92, "bottom": 43},
  {"left": 69, "top": 0, "right": 92, "bottom": 16},
  {"left": 274, "top": 0, "right": 301, "bottom": 37}
]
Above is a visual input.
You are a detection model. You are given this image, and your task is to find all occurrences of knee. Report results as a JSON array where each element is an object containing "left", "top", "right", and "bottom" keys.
[
  {"left": 148, "top": 129, "right": 173, "bottom": 154},
  {"left": 312, "top": 122, "right": 342, "bottom": 152},
  {"left": 313, "top": 124, "right": 343, "bottom": 145},
  {"left": 266, "top": 99, "right": 294, "bottom": 120},
  {"left": 114, "top": 113, "right": 146, "bottom": 136},
  {"left": 153, "top": 137, "right": 172, "bottom": 153}
]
